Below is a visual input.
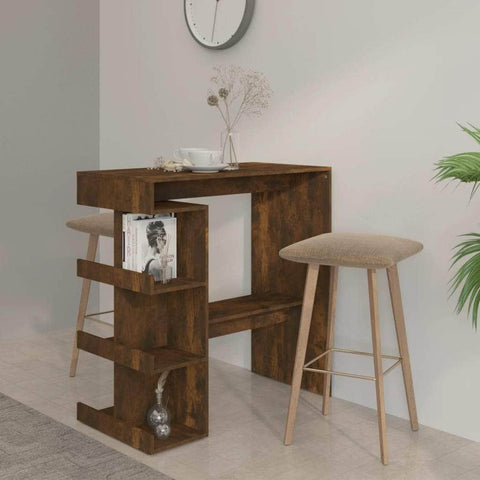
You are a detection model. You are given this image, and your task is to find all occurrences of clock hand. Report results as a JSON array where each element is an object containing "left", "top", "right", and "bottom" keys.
[{"left": 211, "top": 0, "right": 219, "bottom": 42}]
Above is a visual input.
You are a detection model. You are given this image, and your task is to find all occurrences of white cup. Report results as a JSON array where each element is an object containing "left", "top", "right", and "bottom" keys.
[{"left": 174, "top": 148, "right": 223, "bottom": 166}]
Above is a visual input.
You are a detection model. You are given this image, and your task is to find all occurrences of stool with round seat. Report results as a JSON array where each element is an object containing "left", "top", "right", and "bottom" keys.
[
  {"left": 66, "top": 212, "right": 114, "bottom": 377},
  {"left": 280, "top": 232, "right": 423, "bottom": 465}
]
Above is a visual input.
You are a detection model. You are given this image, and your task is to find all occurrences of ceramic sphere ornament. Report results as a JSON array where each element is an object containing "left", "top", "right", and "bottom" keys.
[{"left": 184, "top": 0, "right": 255, "bottom": 50}]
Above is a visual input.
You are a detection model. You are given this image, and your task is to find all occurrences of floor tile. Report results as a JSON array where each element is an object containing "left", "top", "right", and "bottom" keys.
[{"left": 0, "top": 332, "right": 478, "bottom": 480}]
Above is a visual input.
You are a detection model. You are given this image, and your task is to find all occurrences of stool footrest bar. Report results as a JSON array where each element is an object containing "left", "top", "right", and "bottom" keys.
[
  {"left": 84, "top": 317, "right": 114, "bottom": 327},
  {"left": 331, "top": 347, "right": 400, "bottom": 360},
  {"left": 382, "top": 359, "right": 401, "bottom": 376},
  {"left": 303, "top": 348, "right": 402, "bottom": 381},
  {"left": 304, "top": 348, "right": 400, "bottom": 368},
  {"left": 303, "top": 367, "right": 375, "bottom": 381},
  {"left": 84, "top": 310, "right": 114, "bottom": 327},
  {"left": 85, "top": 310, "right": 114, "bottom": 318}
]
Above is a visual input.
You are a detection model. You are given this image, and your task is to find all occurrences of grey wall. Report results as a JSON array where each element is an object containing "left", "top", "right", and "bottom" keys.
[{"left": 0, "top": 0, "right": 99, "bottom": 338}]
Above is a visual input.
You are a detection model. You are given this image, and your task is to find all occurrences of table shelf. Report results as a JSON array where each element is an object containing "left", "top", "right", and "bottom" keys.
[
  {"left": 77, "top": 404, "right": 206, "bottom": 455},
  {"left": 209, "top": 293, "right": 303, "bottom": 338},
  {"left": 77, "top": 331, "right": 205, "bottom": 375},
  {"left": 77, "top": 260, "right": 205, "bottom": 295}
]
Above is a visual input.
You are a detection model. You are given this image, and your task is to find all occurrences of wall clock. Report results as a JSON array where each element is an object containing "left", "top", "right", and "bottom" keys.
[{"left": 184, "top": 0, "right": 255, "bottom": 50}]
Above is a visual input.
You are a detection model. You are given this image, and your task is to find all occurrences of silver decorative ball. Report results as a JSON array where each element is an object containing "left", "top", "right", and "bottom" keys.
[
  {"left": 147, "top": 403, "right": 170, "bottom": 429},
  {"left": 155, "top": 422, "right": 171, "bottom": 439}
]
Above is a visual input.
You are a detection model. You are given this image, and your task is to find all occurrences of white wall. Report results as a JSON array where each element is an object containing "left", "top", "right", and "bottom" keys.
[
  {"left": 0, "top": 0, "right": 99, "bottom": 338},
  {"left": 100, "top": 0, "right": 480, "bottom": 441}
]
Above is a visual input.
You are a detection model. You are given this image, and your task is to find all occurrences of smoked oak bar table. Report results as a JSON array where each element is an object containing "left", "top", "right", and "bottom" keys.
[{"left": 75, "top": 162, "right": 331, "bottom": 454}]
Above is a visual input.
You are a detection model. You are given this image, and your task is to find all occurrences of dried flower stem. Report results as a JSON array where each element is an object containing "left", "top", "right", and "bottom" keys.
[
  {"left": 207, "top": 65, "right": 272, "bottom": 131},
  {"left": 155, "top": 371, "right": 169, "bottom": 405}
]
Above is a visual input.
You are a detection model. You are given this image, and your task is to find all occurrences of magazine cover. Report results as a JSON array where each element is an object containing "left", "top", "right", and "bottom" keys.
[
  {"left": 134, "top": 216, "right": 177, "bottom": 278},
  {"left": 122, "top": 213, "right": 173, "bottom": 272}
]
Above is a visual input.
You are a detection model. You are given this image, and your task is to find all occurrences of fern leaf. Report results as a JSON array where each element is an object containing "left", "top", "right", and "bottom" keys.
[{"left": 450, "top": 234, "right": 480, "bottom": 329}]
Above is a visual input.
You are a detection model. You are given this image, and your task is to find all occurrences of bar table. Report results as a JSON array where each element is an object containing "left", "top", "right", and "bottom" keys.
[{"left": 74, "top": 162, "right": 331, "bottom": 454}]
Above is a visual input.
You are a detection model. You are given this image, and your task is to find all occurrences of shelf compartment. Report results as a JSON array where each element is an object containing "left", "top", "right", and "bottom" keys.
[
  {"left": 77, "top": 259, "right": 205, "bottom": 295},
  {"left": 77, "top": 331, "right": 114, "bottom": 361},
  {"left": 77, "top": 404, "right": 206, "bottom": 455},
  {"left": 77, "top": 331, "right": 205, "bottom": 375},
  {"left": 209, "top": 293, "right": 303, "bottom": 338},
  {"left": 114, "top": 344, "right": 205, "bottom": 375},
  {"left": 152, "top": 200, "right": 207, "bottom": 214}
]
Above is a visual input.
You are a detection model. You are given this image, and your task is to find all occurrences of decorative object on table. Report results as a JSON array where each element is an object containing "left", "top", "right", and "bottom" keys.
[
  {"left": 173, "top": 148, "right": 226, "bottom": 173},
  {"left": 149, "top": 156, "right": 193, "bottom": 173},
  {"left": 147, "top": 371, "right": 171, "bottom": 439},
  {"left": 184, "top": 0, "right": 255, "bottom": 50},
  {"left": 434, "top": 123, "right": 480, "bottom": 329},
  {"left": 184, "top": 165, "right": 228, "bottom": 173},
  {"left": 207, "top": 65, "right": 272, "bottom": 170},
  {"left": 122, "top": 213, "right": 177, "bottom": 280}
]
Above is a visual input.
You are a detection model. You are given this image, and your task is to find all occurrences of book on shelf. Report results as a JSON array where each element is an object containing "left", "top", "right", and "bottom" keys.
[{"left": 122, "top": 213, "right": 177, "bottom": 281}]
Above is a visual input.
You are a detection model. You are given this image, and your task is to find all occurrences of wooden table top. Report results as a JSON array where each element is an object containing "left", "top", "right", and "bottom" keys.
[
  {"left": 78, "top": 162, "right": 330, "bottom": 183},
  {"left": 77, "top": 162, "right": 331, "bottom": 213}
]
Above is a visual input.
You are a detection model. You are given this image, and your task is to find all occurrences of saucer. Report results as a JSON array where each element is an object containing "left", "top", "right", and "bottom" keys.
[{"left": 185, "top": 165, "right": 228, "bottom": 173}]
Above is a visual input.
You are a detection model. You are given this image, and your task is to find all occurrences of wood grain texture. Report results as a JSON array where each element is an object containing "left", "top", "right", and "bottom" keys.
[
  {"left": 209, "top": 293, "right": 302, "bottom": 338},
  {"left": 77, "top": 331, "right": 203, "bottom": 375},
  {"left": 75, "top": 162, "right": 331, "bottom": 453},
  {"left": 78, "top": 163, "right": 330, "bottom": 211},
  {"left": 251, "top": 171, "right": 331, "bottom": 394},
  {"left": 112, "top": 207, "right": 209, "bottom": 432},
  {"left": 77, "top": 404, "right": 205, "bottom": 455},
  {"left": 77, "top": 259, "right": 205, "bottom": 294},
  {"left": 77, "top": 332, "right": 114, "bottom": 361},
  {"left": 77, "top": 206, "right": 209, "bottom": 452}
]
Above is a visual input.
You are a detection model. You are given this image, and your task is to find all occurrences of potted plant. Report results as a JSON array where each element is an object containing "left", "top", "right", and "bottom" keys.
[{"left": 434, "top": 124, "right": 480, "bottom": 329}]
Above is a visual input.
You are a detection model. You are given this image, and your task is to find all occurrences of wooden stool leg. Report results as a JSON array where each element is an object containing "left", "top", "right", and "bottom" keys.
[
  {"left": 387, "top": 265, "right": 419, "bottom": 431},
  {"left": 284, "top": 263, "right": 320, "bottom": 445},
  {"left": 322, "top": 266, "right": 338, "bottom": 416},
  {"left": 69, "top": 234, "right": 99, "bottom": 377},
  {"left": 368, "top": 269, "right": 388, "bottom": 465}
]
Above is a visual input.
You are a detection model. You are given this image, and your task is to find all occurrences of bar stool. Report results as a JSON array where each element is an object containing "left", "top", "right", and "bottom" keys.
[
  {"left": 66, "top": 212, "right": 114, "bottom": 377},
  {"left": 280, "top": 232, "right": 423, "bottom": 465}
]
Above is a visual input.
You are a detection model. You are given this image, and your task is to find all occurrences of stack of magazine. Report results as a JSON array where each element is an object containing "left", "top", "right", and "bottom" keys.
[{"left": 122, "top": 213, "right": 177, "bottom": 279}]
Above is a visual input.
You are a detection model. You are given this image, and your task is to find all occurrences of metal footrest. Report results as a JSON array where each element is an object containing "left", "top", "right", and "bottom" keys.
[
  {"left": 84, "top": 309, "right": 114, "bottom": 327},
  {"left": 303, "top": 348, "right": 402, "bottom": 381}
]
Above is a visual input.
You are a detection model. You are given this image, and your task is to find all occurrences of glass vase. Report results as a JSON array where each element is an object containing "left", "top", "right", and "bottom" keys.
[{"left": 221, "top": 129, "right": 240, "bottom": 170}]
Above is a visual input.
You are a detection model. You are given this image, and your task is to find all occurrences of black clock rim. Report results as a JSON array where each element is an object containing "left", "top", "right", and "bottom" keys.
[{"left": 184, "top": 0, "right": 255, "bottom": 50}]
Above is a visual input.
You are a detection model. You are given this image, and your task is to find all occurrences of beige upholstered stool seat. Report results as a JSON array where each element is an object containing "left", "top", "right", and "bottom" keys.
[
  {"left": 279, "top": 232, "right": 423, "bottom": 269},
  {"left": 66, "top": 212, "right": 114, "bottom": 238}
]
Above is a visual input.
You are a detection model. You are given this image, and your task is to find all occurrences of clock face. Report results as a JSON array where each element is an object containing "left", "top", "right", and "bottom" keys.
[{"left": 184, "top": 0, "right": 254, "bottom": 49}]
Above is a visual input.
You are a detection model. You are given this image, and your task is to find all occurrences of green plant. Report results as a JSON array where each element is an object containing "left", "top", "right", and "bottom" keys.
[{"left": 434, "top": 124, "right": 480, "bottom": 329}]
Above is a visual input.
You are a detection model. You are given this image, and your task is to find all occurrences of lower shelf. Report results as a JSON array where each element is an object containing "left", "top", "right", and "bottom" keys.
[
  {"left": 77, "top": 403, "right": 206, "bottom": 455},
  {"left": 77, "top": 331, "right": 205, "bottom": 375},
  {"left": 209, "top": 293, "right": 302, "bottom": 338}
]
